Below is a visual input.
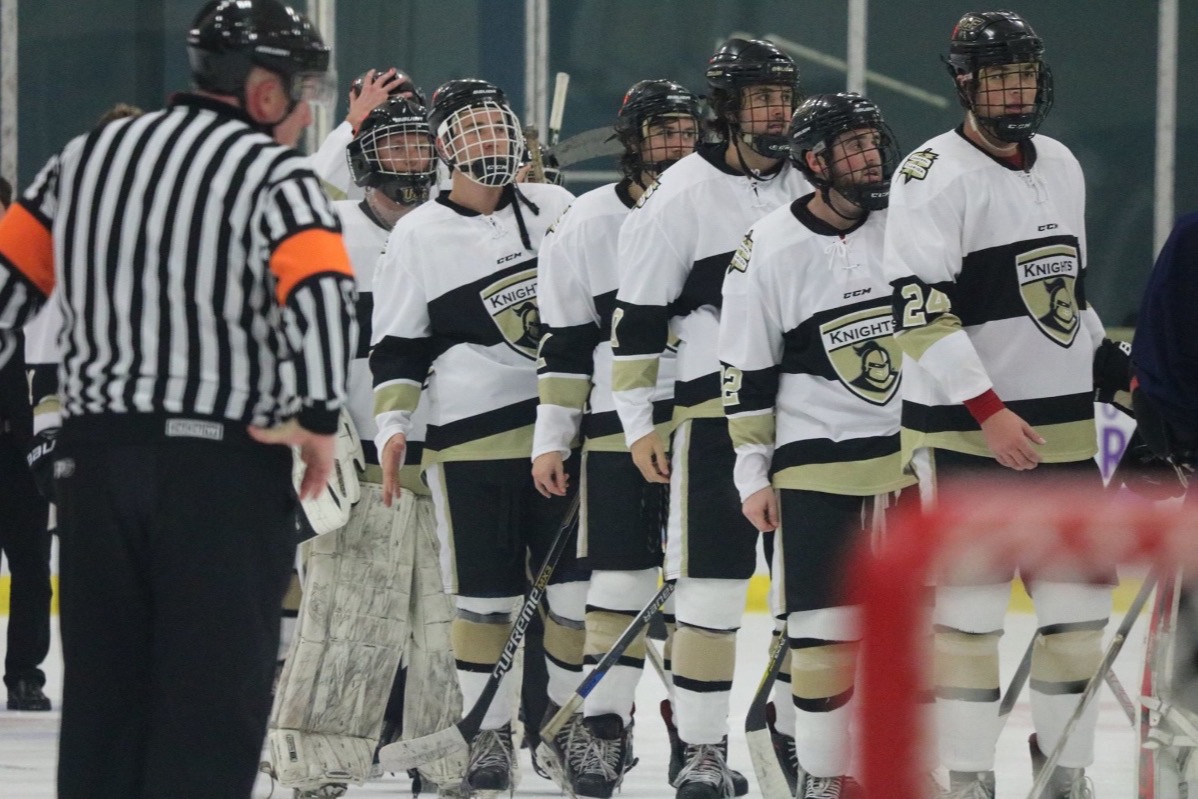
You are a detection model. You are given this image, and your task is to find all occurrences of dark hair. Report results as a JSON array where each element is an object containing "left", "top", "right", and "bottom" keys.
[{"left": 0, "top": 176, "right": 11, "bottom": 209}]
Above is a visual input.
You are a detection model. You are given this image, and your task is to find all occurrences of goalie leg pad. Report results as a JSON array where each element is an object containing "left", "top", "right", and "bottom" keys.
[{"left": 267, "top": 485, "right": 415, "bottom": 790}]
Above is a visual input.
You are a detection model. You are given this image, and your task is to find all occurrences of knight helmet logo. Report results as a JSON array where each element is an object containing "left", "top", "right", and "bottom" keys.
[
  {"left": 480, "top": 268, "right": 541, "bottom": 360},
  {"left": 819, "top": 306, "right": 902, "bottom": 406},
  {"left": 1016, "top": 244, "right": 1080, "bottom": 347}
]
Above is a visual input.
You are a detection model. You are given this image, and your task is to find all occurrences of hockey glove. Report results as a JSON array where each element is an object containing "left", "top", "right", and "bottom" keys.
[
  {"left": 1115, "top": 428, "right": 1188, "bottom": 500},
  {"left": 1093, "top": 338, "right": 1133, "bottom": 414},
  {"left": 26, "top": 427, "right": 59, "bottom": 501}
]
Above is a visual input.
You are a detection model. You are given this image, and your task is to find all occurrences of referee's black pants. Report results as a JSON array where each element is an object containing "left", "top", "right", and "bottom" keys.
[
  {"left": 0, "top": 429, "right": 51, "bottom": 691},
  {"left": 54, "top": 428, "right": 296, "bottom": 799}
]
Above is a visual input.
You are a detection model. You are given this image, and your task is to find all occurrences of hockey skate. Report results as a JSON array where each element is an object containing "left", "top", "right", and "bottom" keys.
[
  {"left": 661, "top": 699, "right": 749, "bottom": 796},
  {"left": 673, "top": 739, "right": 738, "bottom": 799},
  {"left": 574, "top": 714, "right": 636, "bottom": 798},
  {"left": 293, "top": 785, "right": 348, "bottom": 799},
  {"left": 6, "top": 679, "right": 51, "bottom": 711},
  {"left": 941, "top": 770, "right": 995, "bottom": 799},
  {"left": 1029, "top": 734, "right": 1094, "bottom": 799},
  {"left": 463, "top": 725, "right": 517, "bottom": 797},
  {"left": 765, "top": 700, "right": 801, "bottom": 795},
  {"left": 801, "top": 774, "right": 864, "bottom": 799},
  {"left": 537, "top": 701, "right": 591, "bottom": 791}
]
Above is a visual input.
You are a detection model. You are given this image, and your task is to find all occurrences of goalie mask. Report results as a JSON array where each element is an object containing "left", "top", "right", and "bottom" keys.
[
  {"left": 614, "top": 79, "right": 702, "bottom": 182},
  {"left": 789, "top": 93, "right": 901, "bottom": 212},
  {"left": 945, "top": 10, "right": 1054, "bottom": 142},
  {"left": 346, "top": 96, "right": 436, "bottom": 206},
  {"left": 429, "top": 79, "right": 524, "bottom": 188},
  {"left": 706, "top": 37, "right": 800, "bottom": 160}
]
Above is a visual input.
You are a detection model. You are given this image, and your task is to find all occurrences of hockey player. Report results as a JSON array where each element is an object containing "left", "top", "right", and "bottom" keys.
[
  {"left": 610, "top": 38, "right": 810, "bottom": 799},
  {"left": 882, "top": 12, "right": 1120, "bottom": 799},
  {"left": 531, "top": 78, "right": 702, "bottom": 797},
  {"left": 264, "top": 96, "right": 464, "bottom": 799},
  {"left": 720, "top": 92, "right": 912, "bottom": 799},
  {"left": 310, "top": 67, "right": 423, "bottom": 198},
  {"left": 371, "top": 79, "right": 585, "bottom": 795}
]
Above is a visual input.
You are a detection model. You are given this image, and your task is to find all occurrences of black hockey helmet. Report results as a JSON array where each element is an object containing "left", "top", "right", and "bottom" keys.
[
  {"left": 789, "top": 93, "right": 901, "bottom": 211},
  {"left": 428, "top": 79, "right": 524, "bottom": 187},
  {"left": 614, "top": 79, "right": 702, "bottom": 180},
  {"left": 944, "top": 11, "right": 1054, "bottom": 142},
  {"left": 351, "top": 68, "right": 427, "bottom": 107},
  {"left": 705, "top": 37, "right": 799, "bottom": 159},
  {"left": 188, "top": 0, "right": 331, "bottom": 106},
  {"left": 346, "top": 96, "right": 436, "bottom": 206}
]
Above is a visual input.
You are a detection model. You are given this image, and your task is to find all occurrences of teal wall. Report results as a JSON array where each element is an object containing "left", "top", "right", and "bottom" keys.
[{"left": 10, "top": 1, "right": 1195, "bottom": 325}]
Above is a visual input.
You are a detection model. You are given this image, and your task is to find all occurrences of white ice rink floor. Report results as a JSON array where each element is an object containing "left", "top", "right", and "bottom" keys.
[{"left": 0, "top": 608, "right": 1149, "bottom": 799}]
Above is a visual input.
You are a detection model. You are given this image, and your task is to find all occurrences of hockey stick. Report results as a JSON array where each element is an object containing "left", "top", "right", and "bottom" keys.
[
  {"left": 1026, "top": 568, "right": 1159, "bottom": 799},
  {"left": 548, "top": 72, "right": 570, "bottom": 148},
  {"left": 533, "top": 580, "right": 677, "bottom": 783},
  {"left": 998, "top": 632, "right": 1038, "bottom": 724},
  {"left": 547, "top": 127, "right": 623, "bottom": 168},
  {"left": 378, "top": 492, "right": 581, "bottom": 772},
  {"left": 1106, "top": 669, "right": 1137, "bottom": 726},
  {"left": 746, "top": 626, "right": 796, "bottom": 799},
  {"left": 645, "top": 637, "right": 670, "bottom": 690}
]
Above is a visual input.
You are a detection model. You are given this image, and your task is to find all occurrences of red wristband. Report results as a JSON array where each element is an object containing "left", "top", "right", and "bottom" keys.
[{"left": 964, "top": 389, "right": 1005, "bottom": 424}]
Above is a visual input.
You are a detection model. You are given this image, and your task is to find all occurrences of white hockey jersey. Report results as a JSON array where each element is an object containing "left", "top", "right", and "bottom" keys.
[
  {"left": 720, "top": 195, "right": 916, "bottom": 500},
  {"left": 312, "top": 122, "right": 358, "bottom": 200},
  {"left": 372, "top": 182, "right": 574, "bottom": 464},
  {"left": 883, "top": 127, "right": 1104, "bottom": 462},
  {"left": 611, "top": 143, "right": 810, "bottom": 446},
  {"left": 533, "top": 180, "right": 675, "bottom": 460}
]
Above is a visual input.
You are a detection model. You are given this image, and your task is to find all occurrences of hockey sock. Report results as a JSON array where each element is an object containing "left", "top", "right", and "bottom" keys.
[
  {"left": 453, "top": 597, "right": 519, "bottom": 730},
  {"left": 672, "top": 623, "right": 737, "bottom": 744},
  {"left": 934, "top": 628, "right": 1002, "bottom": 771},
  {"left": 772, "top": 623, "right": 797, "bottom": 739},
  {"left": 790, "top": 636, "right": 858, "bottom": 777},
  {"left": 582, "top": 568, "right": 659, "bottom": 724}
]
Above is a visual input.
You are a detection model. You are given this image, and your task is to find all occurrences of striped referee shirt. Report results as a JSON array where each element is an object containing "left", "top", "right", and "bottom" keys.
[{"left": 0, "top": 94, "right": 356, "bottom": 436}]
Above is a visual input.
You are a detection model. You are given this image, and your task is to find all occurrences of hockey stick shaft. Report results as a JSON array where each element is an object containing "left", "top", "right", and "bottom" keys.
[
  {"left": 999, "top": 632, "right": 1038, "bottom": 721},
  {"left": 1026, "top": 569, "right": 1159, "bottom": 799},
  {"left": 537, "top": 580, "right": 677, "bottom": 743},
  {"left": 645, "top": 637, "right": 670, "bottom": 693},
  {"left": 548, "top": 72, "right": 570, "bottom": 147},
  {"left": 746, "top": 625, "right": 795, "bottom": 799},
  {"left": 378, "top": 492, "right": 580, "bottom": 771},
  {"left": 1105, "top": 669, "right": 1137, "bottom": 726}
]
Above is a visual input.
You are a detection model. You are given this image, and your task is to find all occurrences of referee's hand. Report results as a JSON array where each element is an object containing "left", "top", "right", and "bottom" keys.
[{"left": 248, "top": 420, "right": 335, "bottom": 501}]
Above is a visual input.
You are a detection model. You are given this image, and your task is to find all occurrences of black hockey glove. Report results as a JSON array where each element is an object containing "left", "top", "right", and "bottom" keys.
[
  {"left": 1131, "top": 387, "right": 1198, "bottom": 468},
  {"left": 1093, "top": 338, "right": 1133, "bottom": 414},
  {"left": 26, "top": 427, "right": 59, "bottom": 501},
  {"left": 1114, "top": 428, "right": 1188, "bottom": 500}
]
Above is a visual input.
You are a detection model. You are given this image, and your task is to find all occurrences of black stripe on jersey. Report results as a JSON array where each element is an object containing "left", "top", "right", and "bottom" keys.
[
  {"left": 675, "top": 372, "right": 721, "bottom": 409},
  {"left": 425, "top": 397, "right": 539, "bottom": 452},
  {"left": 538, "top": 322, "right": 600, "bottom": 377},
  {"left": 594, "top": 289, "right": 617, "bottom": 339},
  {"left": 901, "top": 392, "right": 1094, "bottom": 434},
  {"left": 426, "top": 258, "right": 539, "bottom": 352},
  {"left": 772, "top": 434, "right": 900, "bottom": 472},
  {"left": 580, "top": 400, "right": 673, "bottom": 441},
  {"left": 370, "top": 334, "right": 436, "bottom": 387},
  {"left": 669, "top": 250, "right": 734, "bottom": 318},
  {"left": 779, "top": 297, "right": 898, "bottom": 380},
  {"left": 952, "top": 234, "right": 1086, "bottom": 326},
  {"left": 611, "top": 301, "right": 669, "bottom": 357},
  {"left": 355, "top": 291, "right": 373, "bottom": 360},
  {"left": 722, "top": 363, "right": 778, "bottom": 414}
]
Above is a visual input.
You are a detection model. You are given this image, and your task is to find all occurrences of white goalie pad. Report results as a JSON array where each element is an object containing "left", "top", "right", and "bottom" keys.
[
  {"left": 268, "top": 484, "right": 416, "bottom": 792},
  {"left": 293, "top": 409, "right": 367, "bottom": 536}
]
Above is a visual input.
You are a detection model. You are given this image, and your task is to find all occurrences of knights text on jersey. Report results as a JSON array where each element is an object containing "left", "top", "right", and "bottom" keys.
[
  {"left": 371, "top": 183, "right": 574, "bottom": 463},
  {"left": 720, "top": 195, "right": 915, "bottom": 499},
  {"left": 610, "top": 144, "right": 811, "bottom": 446},
  {"left": 883, "top": 128, "right": 1103, "bottom": 462},
  {"left": 533, "top": 180, "right": 674, "bottom": 460}
]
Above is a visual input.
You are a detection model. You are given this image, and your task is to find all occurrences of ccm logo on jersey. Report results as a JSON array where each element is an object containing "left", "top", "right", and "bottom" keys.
[
  {"left": 497, "top": 252, "right": 524, "bottom": 265},
  {"left": 844, "top": 287, "right": 872, "bottom": 299},
  {"left": 1038, "top": 223, "right": 1058, "bottom": 231},
  {"left": 899, "top": 149, "right": 938, "bottom": 183}
]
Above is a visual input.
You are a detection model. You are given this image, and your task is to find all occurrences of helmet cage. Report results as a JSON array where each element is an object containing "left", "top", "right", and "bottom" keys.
[
  {"left": 615, "top": 81, "right": 702, "bottom": 181},
  {"left": 790, "top": 95, "right": 901, "bottom": 211},
  {"left": 951, "top": 57, "right": 1054, "bottom": 143},
  {"left": 347, "top": 108, "right": 436, "bottom": 206},
  {"left": 705, "top": 39, "right": 800, "bottom": 158},
  {"left": 435, "top": 100, "right": 524, "bottom": 188}
]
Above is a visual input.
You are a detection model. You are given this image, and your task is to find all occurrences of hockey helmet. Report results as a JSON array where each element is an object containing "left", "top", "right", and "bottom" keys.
[
  {"left": 614, "top": 79, "right": 702, "bottom": 179},
  {"left": 429, "top": 79, "right": 524, "bottom": 188},
  {"left": 705, "top": 38, "right": 800, "bottom": 159},
  {"left": 346, "top": 96, "right": 436, "bottom": 206},
  {"left": 789, "top": 93, "right": 900, "bottom": 211},
  {"left": 351, "top": 68, "right": 427, "bottom": 107}
]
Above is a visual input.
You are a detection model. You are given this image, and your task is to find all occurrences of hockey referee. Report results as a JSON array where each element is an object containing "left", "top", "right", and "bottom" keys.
[{"left": 0, "top": 2, "right": 355, "bottom": 797}]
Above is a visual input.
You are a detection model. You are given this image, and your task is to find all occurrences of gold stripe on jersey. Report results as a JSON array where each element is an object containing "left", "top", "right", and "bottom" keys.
[
  {"left": 425, "top": 424, "right": 535, "bottom": 464},
  {"left": 373, "top": 381, "right": 423, "bottom": 417},
  {"left": 539, "top": 375, "right": 591, "bottom": 410},
  {"left": 582, "top": 417, "right": 676, "bottom": 454},
  {"left": 672, "top": 396, "right": 723, "bottom": 424},
  {"left": 612, "top": 356, "right": 660, "bottom": 393},
  {"left": 901, "top": 417, "right": 1097, "bottom": 463},
  {"left": 773, "top": 453, "right": 916, "bottom": 497},
  {"left": 894, "top": 313, "right": 963, "bottom": 360},
  {"left": 728, "top": 413, "right": 775, "bottom": 449}
]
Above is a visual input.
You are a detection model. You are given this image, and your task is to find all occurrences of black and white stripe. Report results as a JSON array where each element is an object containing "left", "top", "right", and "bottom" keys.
[{"left": 2, "top": 94, "right": 355, "bottom": 433}]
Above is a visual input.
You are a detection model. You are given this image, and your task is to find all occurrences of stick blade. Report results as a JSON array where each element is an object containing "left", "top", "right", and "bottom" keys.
[
  {"left": 378, "top": 725, "right": 469, "bottom": 772},
  {"left": 747, "top": 728, "right": 797, "bottom": 799}
]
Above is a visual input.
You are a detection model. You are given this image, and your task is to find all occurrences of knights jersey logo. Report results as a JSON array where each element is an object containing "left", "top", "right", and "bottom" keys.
[
  {"left": 480, "top": 268, "right": 541, "bottom": 360},
  {"left": 899, "top": 149, "right": 939, "bottom": 183},
  {"left": 728, "top": 232, "right": 753, "bottom": 274},
  {"left": 819, "top": 306, "right": 902, "bottom": 406},
  {"left": 1016, "top": 244, "right": 1080, "bottom": 347}
]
